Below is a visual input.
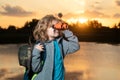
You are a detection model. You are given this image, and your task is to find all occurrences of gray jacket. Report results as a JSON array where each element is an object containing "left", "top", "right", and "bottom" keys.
[{"left": 32, "top": 30, "right": 80, "bottom": 80}]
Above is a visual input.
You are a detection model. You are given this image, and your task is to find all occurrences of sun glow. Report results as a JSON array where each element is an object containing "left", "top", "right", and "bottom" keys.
[
  {"left": 78, "top": 18, "right": 88, "bottom": 23},
  {"left": 67, "top": 17, "right": 88, "bottom": 24}
]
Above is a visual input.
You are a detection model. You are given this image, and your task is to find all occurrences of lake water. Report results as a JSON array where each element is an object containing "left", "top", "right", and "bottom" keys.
[
  {"left": 65, "top": 42, "right": 120, "bottom": 80},
  {"left": 0, "top": 42, "right": 120, "bottom": 80}
]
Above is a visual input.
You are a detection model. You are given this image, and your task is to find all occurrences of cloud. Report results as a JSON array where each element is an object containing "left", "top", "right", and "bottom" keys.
[
  {"left": 0, "top": 4, "right": 35, "bottom": 17},
  {"left": 95, "top": 1, "right": 101, "bottom": 4},
  {"left": 63, "top": 10, "right": 109, "bottom": 19},
  {"left": 90, "top": 1, "right": 103, "bottom": 10},
  {"left": 85, "top": 10, "right": 109, "bottom": 18},
  {"left": 115, "top": 0, "right": 120, "bottom": 6},
  {"left": 91, "top": 5, "right": 103, "bottom": 10},
  {"left": 113, "top": 13, "right": 120, "bottom": 18}
]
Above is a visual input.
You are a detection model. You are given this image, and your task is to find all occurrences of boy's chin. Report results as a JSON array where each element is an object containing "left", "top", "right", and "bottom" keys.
[
  {"left": 54, "top": 34, "right": 60, "bottom": 38},
  {"left": 54, "top": 33, "right": 59, "bottom": 36}
]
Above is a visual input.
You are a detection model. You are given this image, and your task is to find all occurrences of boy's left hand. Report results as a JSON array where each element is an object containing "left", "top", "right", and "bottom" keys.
[{"left": 35, "top": 44, "right": 44, "bottom": 51}]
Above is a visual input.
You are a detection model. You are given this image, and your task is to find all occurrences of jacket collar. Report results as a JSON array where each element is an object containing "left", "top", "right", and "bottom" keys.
[{"left": 45, "top": 36, "right": 63, "bottom": 44}]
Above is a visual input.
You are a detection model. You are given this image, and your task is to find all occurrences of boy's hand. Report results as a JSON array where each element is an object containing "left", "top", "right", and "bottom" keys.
[{"left": 35, "top": 44, "right": 44, "bottom": 51}]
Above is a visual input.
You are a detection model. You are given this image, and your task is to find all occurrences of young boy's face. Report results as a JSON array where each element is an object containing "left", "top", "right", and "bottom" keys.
[{"left": 47, "top": 20, "right": 60, "bottom": 40}]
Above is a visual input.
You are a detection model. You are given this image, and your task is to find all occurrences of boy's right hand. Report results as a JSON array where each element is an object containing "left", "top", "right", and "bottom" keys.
[{"left": 35, "top": 44, "right": 44, "bottom": 51}]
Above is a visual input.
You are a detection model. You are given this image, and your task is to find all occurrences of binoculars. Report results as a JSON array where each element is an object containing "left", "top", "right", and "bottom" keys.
[{"left": 52, "top": 22, "right": 68, "bottom": 30}]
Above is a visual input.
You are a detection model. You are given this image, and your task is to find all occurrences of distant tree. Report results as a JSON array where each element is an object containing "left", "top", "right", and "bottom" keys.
[
  {"left": 58, "top": 13, "right": 63, "bottom": 19},
  {"left": 88, "top": 20, "right": 102, "bottom": 29},
  {"left": 24, "top": 21, "right": 29, "bottom": 28},
  {"left": 0, "top": 26, "right": 1, "bottom": 28},
  {"left": 0, "top": 26, "right": 2, "bottom": 32},
  {"left": 118, "top": 22, "right": 120, "bottom": 29},
  {"left": 8, "top": 25, "right": 16, "bottom": 30},
  {"left": 113, "top": 24, "right": 117, "bottom": 29},
  {"left": 21, "top": 19, "right": 38, "bottom": 31},
  {"left": 29, "top": 19, "right": 39, "bottom": 29}
]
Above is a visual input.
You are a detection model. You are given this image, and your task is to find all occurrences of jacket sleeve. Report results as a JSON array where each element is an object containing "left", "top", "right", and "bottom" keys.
[
  {"left": 32, "top": 44, "right": 43, "bottom": 73},
  {"left": 62, "top": 29, "right": 80, "bottom": 55}
]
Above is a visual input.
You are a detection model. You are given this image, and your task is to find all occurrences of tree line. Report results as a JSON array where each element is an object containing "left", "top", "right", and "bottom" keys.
[{"left": 0, "top": 19, "right": 120, "bottom": 44}]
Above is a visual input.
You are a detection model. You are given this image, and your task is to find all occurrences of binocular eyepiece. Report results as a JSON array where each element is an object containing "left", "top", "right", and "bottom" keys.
[{"left": 52, "top": 22, "right": 68, "bottom": 30}]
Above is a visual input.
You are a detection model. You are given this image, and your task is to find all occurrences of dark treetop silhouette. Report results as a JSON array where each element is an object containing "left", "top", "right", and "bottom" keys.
[{"left": 0, "top": 19, "right": 120, "bottom": 44}]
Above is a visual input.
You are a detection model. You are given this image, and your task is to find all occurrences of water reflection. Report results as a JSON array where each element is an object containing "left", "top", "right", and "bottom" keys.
[
  {"left": 64, "top": 42, "right": 120, "bottom": 80},
  {"left": 0, "top": 43, "right": 120, "bottom": 80}
]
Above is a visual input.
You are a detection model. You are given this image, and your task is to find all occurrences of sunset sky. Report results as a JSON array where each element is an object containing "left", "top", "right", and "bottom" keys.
[{"left": 0, "top": 0, "right": 120, "bottom": 28}]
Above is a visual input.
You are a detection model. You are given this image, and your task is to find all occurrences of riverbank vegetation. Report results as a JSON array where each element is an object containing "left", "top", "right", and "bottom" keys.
[{"left": 0, "top": 19, "right": 120, "bottom": 44}]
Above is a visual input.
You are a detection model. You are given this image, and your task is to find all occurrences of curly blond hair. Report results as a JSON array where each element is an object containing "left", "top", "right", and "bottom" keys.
[{"left": 33, "top": 15, "right": 61, "bottom": 42}]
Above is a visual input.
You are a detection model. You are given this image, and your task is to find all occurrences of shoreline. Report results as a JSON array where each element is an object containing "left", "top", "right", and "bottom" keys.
[{"left": 0, "top": 41, "right": 120, "bottom": 45}]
